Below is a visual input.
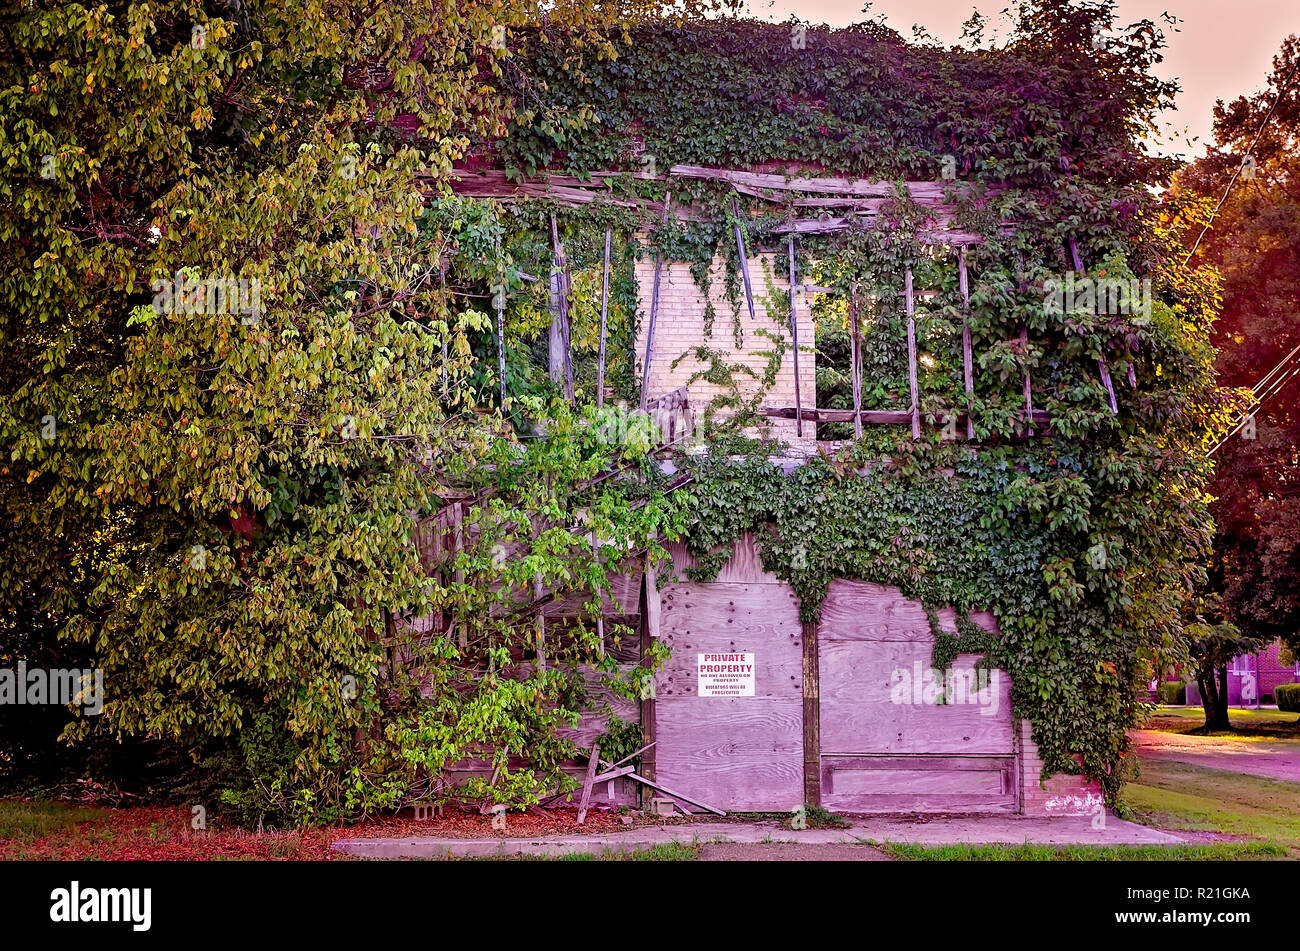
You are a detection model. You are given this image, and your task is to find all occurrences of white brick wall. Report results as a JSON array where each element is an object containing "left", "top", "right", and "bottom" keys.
[{"left": 633, "top": 247, "right": 817, "bottom": 450}]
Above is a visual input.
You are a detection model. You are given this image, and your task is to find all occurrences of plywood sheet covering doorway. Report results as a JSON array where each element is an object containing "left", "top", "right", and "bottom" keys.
[
  {"left": 653, "top": 533, "right": 805, "bottom": 812},
  {"left": 818, "top": 579, "right": 1017, "bottom": 813}
]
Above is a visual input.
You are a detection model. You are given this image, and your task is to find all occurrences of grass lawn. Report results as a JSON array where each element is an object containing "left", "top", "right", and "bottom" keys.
[
  {"left": 1122, "top": 756, "right": 1300, "bottom": 856},
  {"left": 1143, "top": 706, "right": 1300, "bottom": 738},
  {"left": 881, "top": 842, "right": 1285, "bottom": 861}
]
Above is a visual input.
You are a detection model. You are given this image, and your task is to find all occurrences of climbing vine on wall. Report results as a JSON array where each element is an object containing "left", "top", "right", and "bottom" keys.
[{"left": 436, "top": 5, "right": 1230, "bottom": 801}]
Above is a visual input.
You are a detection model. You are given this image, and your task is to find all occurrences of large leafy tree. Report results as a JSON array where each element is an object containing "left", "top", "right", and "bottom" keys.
[
  {"left": 0, "top": 0, "right": 707, "bottom": 820},
  {"left": 1171, "top": 36, "right": 1300, "bottom": 728}
]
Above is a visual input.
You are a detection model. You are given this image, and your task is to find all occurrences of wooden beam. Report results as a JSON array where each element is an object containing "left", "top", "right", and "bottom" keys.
[
  {"left": 638, "top": 557, "right": 659, "bottom": 794},
  {"left": 760, "top": 406, "right": 1052, "bottom": 425},
  {"left": 494, "top": 260, "right": 507, "bottom": 409},
  {"left": 788, "top": 234, "right": 804, "bottom": 438},
  {"left": 439, "top": 260, "right": 449, "bottom": 395},
  {"left": 771, "top": 217, "right": 987, "bottom": 243},
  {"left": 1070, "top": 236, "right": 1118, "bottom": 415},
  {"left": 597, "top": 227, "right": 611, "bottom": 408},
  {"left": 550, "top": 214, "right": 574, "bottom": 403},
  {"left": 576, "top": 743, "right": 600, "bottom": 824},
  {"left": 731, "top": 196, "right": 758, "bottom": 327},
  {"left": 625, "top": 771, "right": 727, "bottom": 816},
  {"left": 1021, "top": 326, "right": 1035, "bottom": 437},
  {"left": 451, "top": 502, "right": 465, "bottom": 650},
  {"left": 802, "top": 619, "right": 821, "bottom": 807},
  {"left": 958, "top": 248, "right": 975, "bottom": 441},
  {"left": 905, "top": 267, "right": 921, "bottom": 439},
  {"left": 849, "top": 284, "right": 863, "bottom": 440},
  {"left": 639, "top": 194, "right": 672, "bottom": 411},
  {"left": 669, "top": 164, "right": 965, "bottom": 199}
]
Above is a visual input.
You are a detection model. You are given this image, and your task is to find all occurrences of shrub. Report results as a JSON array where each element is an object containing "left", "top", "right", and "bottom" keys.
[
  {"left": 1157, "top": 681, "right": 1186, "bottom": 705},
  {"left": 1275, "top": 684, "right": 1300, "bottom": 713}
]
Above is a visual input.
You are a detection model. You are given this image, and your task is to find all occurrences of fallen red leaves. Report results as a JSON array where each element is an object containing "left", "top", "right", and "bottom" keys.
[{"left": 0, "top": 801, "right": 689, "bottom": 861}]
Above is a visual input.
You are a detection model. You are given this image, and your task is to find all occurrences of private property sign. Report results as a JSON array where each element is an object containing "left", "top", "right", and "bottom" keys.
[{"left": 697, "top": 653, "right": 755, "bottom": 697}]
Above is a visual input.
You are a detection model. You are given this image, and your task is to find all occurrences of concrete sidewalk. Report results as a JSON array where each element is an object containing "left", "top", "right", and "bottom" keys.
[{"left": 332, "top": 815, "right": 1182, "bottom": 859}]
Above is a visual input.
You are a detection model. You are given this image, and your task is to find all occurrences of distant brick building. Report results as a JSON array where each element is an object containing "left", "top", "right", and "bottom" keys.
[{"left": 1184, "top": 640, "right": 1299, "bottom": 706}]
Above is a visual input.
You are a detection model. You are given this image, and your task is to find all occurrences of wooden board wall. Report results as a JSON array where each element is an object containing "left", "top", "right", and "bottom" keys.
[
  {"left": 818, "top": 578, "right": 1016, "bottom": 813},
  {"left": 653, "top": 533, "right": 806, "bottom": 811}
]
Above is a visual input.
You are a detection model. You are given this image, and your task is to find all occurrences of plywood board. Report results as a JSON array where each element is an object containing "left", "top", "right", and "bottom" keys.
[
  {"left": 821, "top": 755, "right": 1016, "bottom": 813},
  {"left": 666, "top": 531, "right": 781, "bottom": 584},
  {"left": 654, "top": 699, "right": 804, "bottom": 812},
  {"left": 819, "top": 579, "right": 934, "bottom": 641},
  {"left": 819, "top": 642, "right": 1012, "bottom": 754}
]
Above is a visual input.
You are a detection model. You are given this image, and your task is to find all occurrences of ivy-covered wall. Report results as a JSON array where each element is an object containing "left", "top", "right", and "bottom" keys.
[{"left": 451, "top": 12, "right": 1227, "bottom": 800}]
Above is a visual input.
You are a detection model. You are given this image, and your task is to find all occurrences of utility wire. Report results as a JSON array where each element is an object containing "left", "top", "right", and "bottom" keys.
[
  {"left": 1185, "top": 55, "right": 1300, "bottom": 264},
  {"left": 1211, "top": 343, "right": 1300, "bottom": 454}
]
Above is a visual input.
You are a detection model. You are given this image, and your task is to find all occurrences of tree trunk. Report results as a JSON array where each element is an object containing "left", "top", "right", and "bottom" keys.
[
  {"left": 1197, "top": 667, "right": 1216, "bottom": 729},
  {"left": 1198, "top": 663, "right": 1231, "bottom": 730},
  {"left": 1215, "top": 664, "right": 1231, "bottom": 729}
]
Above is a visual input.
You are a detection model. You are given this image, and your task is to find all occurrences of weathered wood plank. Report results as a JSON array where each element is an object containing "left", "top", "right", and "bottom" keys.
[
  {"left": 639, "top": 557, "right": 659, "bottom": 789},
  {"left": 905, "top": 267, "right": 921, "bottom": 439},
  {"left": 666, "top": 532, "right": 781, "bottom": 584},
  {"left": 958, "top": 248, "right": 975, "bottom": 441},
  {"left": 759, "top": 406, "right": 1052, "bottom": 425},
  {"left": 638, "top": 194, "right": 671, "bottom": 411},
  {"left": 651, "top": 700, "right": 803, "bottom": 812},
  {"left": 849, "top": 285, "right": 863, "bottom": 440},
  {"left": 821, "top": 755, "right": 1016, "bottom": 813},
  {"left": 1021, "top": 325, "right": 1034, "bottom": 436},
  {"left": 668, "top": 164, "right": 974, "bottom": 199},
  {"left": 802, "top": 618, "right": 821, "bottom": 807},
  {"left": 576, "top": 742, "right": 600, "bottom": 824},
  {"left": 787, "top": 234, "right": 804, "bottom": 438},
  {"left": 818, "top": 643, "right": 1013, "bottom": 755},
  {"left": 731, "top": 196, "right": 759, "bottom": 329},
  {"left": 819, "top": 579, "right": 932, "bottom": 641},
  {"left": 597, "top": 227, "right": 611, "bottom": 407}
]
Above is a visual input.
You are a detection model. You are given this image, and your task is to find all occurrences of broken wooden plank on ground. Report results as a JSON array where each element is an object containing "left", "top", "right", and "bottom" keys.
[
  {"left": 576, "top": 743, "right": 601, "bottom": 824},
  {"left": 625, "top": 771, "right": 726, "bottom": 816}
]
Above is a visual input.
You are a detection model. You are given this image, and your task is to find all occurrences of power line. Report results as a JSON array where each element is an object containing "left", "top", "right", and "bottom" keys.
[
  {"left": 1211, "top": 343, "right": 1300, "bottom": 455},
  {"left": 1184, "top": 54, "right": 1300, "bottom": 264}
]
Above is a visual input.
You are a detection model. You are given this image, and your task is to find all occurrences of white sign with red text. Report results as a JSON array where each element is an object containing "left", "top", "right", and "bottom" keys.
[{"left": 697, "top": 653, "right": 755, "bottom": 697}]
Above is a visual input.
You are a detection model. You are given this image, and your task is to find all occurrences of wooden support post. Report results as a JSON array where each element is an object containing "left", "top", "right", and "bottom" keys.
[
  {"left": 450, "top": 502, "right": 465, "bottom": 650},
  {"left": 439, "top": 260, "right": 449, "bottom": 395},
  {"left": 536, "top": 614, "right": 546, "bottom": 671},
  {"left": 802, "top": 618, "right": 821, "bottom": 807},
  {"left": 638, "top": 556, "right": 659, "bottom": 794},
  {"left": 905, "top": 267, "right": 921, "bottom": 440},
  {"left": 548, "top": 270, "right": 564, "bottom": 386},
  {"left": 731, "top": 196, "right": 758, "bottom": 326},
  {"left": 639, "top": 193, "right": 671, "bottom": 411},
  {"left": 597, "top": 227, "right": 611, "bottom": 407},
  {"left": 494, "top": 271, "right": 507, "bottom": 409},
  {"left": 1070, "top": 236, "right": 1118, "bottom": 414},
  {"left": 550, "top": 214, "right": 574, "bottom": 403},
  {"left": 787, "top": 234, "right": 804, "bottom": 438},
  {"left": 958, "top": 248, "right": 975, "bottom": 440},
  {"left": 849, "top": 284, "right": 863, "bottom": 440},
  {"left": 1021, "top": 326, "right": 1035, "bottom": 436}
]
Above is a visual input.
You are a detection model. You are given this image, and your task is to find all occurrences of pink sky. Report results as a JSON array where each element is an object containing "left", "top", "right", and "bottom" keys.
[{"left": 740, "top": 1, "right": 1300, "bottom": 158}]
